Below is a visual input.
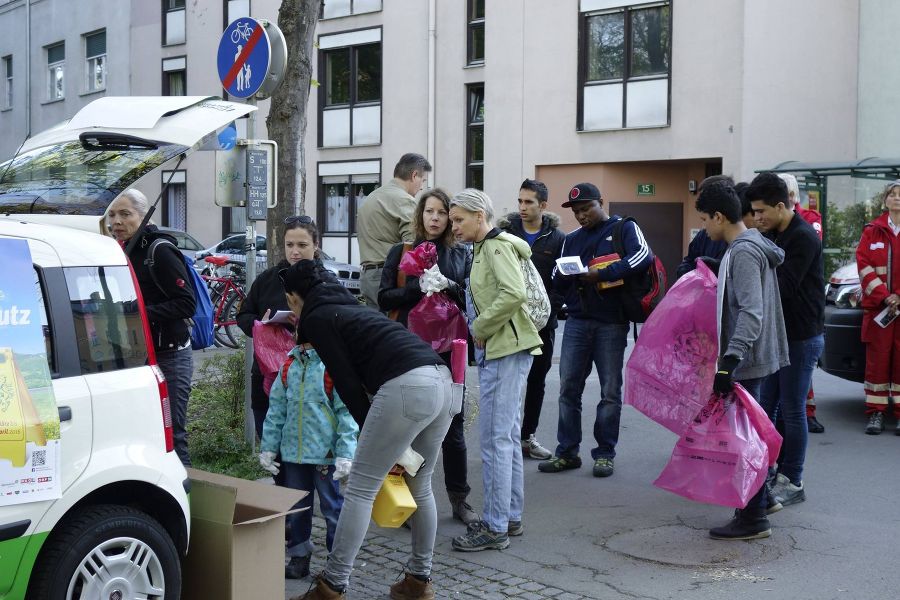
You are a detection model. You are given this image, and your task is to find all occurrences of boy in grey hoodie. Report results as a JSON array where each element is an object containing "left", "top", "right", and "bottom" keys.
[{"left": 693, "top": 180, "right": 789, "bottom": 540}]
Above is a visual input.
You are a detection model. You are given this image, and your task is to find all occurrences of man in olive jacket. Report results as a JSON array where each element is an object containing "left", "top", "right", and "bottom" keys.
[{"left": 499, "top": 179, "right": 565, "bottom": 461}]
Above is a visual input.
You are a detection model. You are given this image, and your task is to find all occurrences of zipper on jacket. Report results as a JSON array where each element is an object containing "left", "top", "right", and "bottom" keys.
[
  {"left": 295, "top": 359, "right": 308, "bottom": 462},
  {"left": 509, "top": 319, "right": 519, "bottom": 345}
]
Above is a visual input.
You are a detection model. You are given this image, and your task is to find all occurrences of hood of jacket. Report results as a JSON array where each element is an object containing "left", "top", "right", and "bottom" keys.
[
  {"left": 481, "top": 227, "right": 532, "bottom": 261},
  {"left": 496, "top": 212, "right": 562, "bottom": 235},
  {"left": 731, "top": 228, "right": 785, "bottom": 268},
  {"left": 301, "top": 280, "right": 359, "bottom": 320},
  {"left": 868, "top": 210, "right": 893, "bottom": 236}
]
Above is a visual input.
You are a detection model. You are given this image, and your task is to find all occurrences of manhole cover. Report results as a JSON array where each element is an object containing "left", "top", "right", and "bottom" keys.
[{"left": 604, "top": 524, "right": 785, "bottom": 568}]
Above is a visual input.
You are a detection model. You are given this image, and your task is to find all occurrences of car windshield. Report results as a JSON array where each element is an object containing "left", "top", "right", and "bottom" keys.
[{"left": 0, "top": 141, "right": 187, "bottom": 215}]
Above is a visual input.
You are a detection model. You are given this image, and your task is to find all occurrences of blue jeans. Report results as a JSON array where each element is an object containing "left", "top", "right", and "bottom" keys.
[
  {"left": 556, "top": 319, "right": 629, "bottom": 460},
  {"left": 478, "top": 350, "right": 532, "bottom": 532},
  {"left": 759, "top": 334, "right": 824, "bottom": 485},
  {"left": 280, "top": 463, "right": 344, "bottom": 557},
  {"left": 324, "top": 365, "right": 455, "bottom": 587},
  {"left": 156, "top": 346, "right": 193, "bottom": 466}
]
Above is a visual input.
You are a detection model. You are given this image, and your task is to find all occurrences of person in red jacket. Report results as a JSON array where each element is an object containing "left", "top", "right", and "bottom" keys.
[
  {"left": 779, "top": 173, "right": 825, "bottom": 434},
  {"left": 857, "top": 180, "right": 900, "bottom": 435}
]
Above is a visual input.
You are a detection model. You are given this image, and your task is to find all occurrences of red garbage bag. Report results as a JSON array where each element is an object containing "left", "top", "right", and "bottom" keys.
[
  {"left": 624, "top": 260, "right": 719, "bottom": 436},
  {"left": 653, "top": 384, "right": 778, "bottom": 508},
  {"left": 408, "top": 293, "right": 470, "bottom": 354},
  {"left": 398, "top": 241, "right": 438, "bottom": 277},
  {"left": 251, "top": 321, "right": 295, "bottom": 395}
]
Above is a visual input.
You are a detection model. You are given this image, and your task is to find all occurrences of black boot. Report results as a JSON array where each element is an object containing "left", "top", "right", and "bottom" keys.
[
  {"left": 709, "top": 508, "right": 771, "bottom": 540},
  {"left": 286, "top": 555, "right": 311, "bottom": 579}
]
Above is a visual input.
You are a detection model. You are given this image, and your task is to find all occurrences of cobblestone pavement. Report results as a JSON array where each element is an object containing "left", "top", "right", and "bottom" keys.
[{"left": 285, "top": 516, "right": 597, "bottom": 600}]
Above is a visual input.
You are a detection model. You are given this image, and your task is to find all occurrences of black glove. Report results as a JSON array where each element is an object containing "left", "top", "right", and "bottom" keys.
[
  {"left": 699, "top": 256, "right": 721, "bottom": 276},
  {"left": 713, "top": 355, "right": 740, "bottom": 396},
  {"left": 404, "top": 275, "right": 423, "bottom": 301}
]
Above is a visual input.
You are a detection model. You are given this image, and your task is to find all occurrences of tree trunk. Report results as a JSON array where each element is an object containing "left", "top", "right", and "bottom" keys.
[{"left": 265, "top": 0, "right": 320, "bottom": 267}]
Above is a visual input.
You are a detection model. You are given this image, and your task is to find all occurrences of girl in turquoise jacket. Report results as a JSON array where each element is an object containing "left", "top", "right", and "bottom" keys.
[{"left": 260, "top": 344, "right": 359, "bottom": 579}]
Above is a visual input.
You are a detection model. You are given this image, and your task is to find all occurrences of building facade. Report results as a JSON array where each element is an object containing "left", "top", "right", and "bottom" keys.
[{"left": 0, "top": 0, "right": 888, "bottom": 271}]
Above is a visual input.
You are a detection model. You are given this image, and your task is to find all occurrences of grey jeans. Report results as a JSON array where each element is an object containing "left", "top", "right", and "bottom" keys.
[
  {"left": 360, "top": 267, "right": 384, "bottom": 309},
  {"left": 324, "top": 364, "right": 456, "bottom": 587},
  {"left": 156, "top": 346, "right": 193, "bottom": 466}
]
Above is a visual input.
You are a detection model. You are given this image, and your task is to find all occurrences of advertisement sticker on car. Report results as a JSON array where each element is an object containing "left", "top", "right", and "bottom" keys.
[{"left": 0, "top": 239, "right": 61, "bottom": 506}]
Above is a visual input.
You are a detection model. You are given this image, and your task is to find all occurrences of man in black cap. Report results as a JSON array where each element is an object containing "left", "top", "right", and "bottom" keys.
[{"left": 538, "top": 183, "right": 652, "bottom": 478}]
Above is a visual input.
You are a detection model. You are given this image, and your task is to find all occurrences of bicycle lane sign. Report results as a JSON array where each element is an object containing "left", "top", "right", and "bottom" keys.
[{"left": 217, "top": 17, "right": 271, "bottom": 99}]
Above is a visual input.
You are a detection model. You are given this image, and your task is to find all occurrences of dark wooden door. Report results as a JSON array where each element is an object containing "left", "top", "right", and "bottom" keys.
[{"left": 609, "top": 202, "right": 683, "bottom": 284}]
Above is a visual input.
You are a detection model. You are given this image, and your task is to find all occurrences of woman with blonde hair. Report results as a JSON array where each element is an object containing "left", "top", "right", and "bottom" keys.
[{"left": 448, "top": 188, "right": 542, "bottom": 552}]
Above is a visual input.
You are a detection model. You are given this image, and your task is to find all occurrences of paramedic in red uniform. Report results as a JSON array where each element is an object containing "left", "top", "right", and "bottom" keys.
[{"left": 857, "top": 180, "right": 900, "bottom": 435}]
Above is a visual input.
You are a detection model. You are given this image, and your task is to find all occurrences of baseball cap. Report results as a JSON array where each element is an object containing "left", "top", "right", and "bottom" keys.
[{"left": 562, "top": 182, "right": 602, "bottom": 208}]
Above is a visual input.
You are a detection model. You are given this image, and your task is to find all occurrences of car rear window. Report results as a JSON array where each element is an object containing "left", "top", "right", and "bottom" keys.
[{"left": 64, "top": 266, "right": 148, "bottom": 373}]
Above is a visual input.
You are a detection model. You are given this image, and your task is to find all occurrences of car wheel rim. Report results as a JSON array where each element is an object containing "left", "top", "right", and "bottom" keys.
[{"left": 66, "top": 536, "right": 165, "bottom": 600}]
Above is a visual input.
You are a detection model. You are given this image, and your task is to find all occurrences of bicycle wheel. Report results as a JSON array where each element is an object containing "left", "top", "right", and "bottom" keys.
[
  {"left": 212, "top": 290, "right": 238, "bottom": 349},
  {"left": 222, "top": 292, "right": 247, "bottom": 348}
]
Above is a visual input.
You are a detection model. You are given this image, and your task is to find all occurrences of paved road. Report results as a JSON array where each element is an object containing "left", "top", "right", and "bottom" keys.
[{"left": 248, "top": 325, "right": 898, "bottom": 599}]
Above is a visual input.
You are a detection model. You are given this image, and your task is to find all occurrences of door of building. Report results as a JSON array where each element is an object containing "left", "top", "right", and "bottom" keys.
[{"left": 608, "top": 202, "right": 683, "bottom": 283}]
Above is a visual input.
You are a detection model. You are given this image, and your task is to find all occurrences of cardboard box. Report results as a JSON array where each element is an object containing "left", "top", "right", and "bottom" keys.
[{"left": 182, "top": 468, "right": 308, "bottom": 600}]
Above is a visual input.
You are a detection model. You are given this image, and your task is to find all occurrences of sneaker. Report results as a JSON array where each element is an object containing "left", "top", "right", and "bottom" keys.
[
  {"left": 448, "top": 493, "right": 479, "bottom": 526},
  {"left": 765, "top": 483, "right": 783, "bottom": 514},
  {"left": 451, "top": 521, "right": 510, "bottom": 552},
  {"left": 807, "top": 415, "right": 825, "bottom": 434},
  {"left": 507, "top": 520, "right": 524, "bottom": 537},
  {"left": 771, "top": 473, "right": 805, "bottom": 507},
  {"left": 390, "top": 573, "right": 435, "bottom": 600},
  {"left": 537, "top": 455, "right": 582, "bottom": 473},
  {"left": 522, "top": 434, "right": 553, "bottom": 460},
  {"left": 285, "top": 555, "right": 311, "bottom": 579},
  {"left": 592, "top": 457, "right": 614, "bottom": 478},
  {"left": 865, "top": 412, "right": 885, "bottom": 435},
  {"left": 709, "top": 508, "right": 771, "bottom": 540}
]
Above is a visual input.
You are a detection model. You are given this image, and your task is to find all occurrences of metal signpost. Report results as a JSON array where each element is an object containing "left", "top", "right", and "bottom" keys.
[{"left": 217, "top": 17, "right": 287, "bottom": 448}]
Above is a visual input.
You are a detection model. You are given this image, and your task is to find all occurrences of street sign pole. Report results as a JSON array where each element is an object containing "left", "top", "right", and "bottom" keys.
[{"left": 243, "top": 97, "right": 258, "bottom": 450}]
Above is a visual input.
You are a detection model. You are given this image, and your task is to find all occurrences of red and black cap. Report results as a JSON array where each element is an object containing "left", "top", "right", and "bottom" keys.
[{"left": 561, "top": 182, "right": 602, "bottom": 208}]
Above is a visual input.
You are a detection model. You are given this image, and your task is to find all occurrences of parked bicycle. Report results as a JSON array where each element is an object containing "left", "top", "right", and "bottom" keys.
[{"left": 199, "top": 255, "right": 247, "bottom": 348}]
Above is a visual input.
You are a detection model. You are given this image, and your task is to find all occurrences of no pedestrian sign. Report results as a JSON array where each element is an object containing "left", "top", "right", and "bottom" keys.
[{"left": 217, "top": 18, "right": 271, "bottom": 99}]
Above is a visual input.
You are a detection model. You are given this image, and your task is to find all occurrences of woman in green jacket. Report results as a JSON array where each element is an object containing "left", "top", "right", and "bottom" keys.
[{"left": 448, "top": 188, "right": 542, "bottom": 552}]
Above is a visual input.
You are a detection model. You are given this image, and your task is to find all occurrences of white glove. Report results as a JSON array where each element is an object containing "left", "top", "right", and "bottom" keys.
[
  {"left": 258, "top": 451, "right": 280, "bottom": 476},
  {"left": 420, "top": 265, "right": 450, "bottom": 297},
  {"left": 396, "top": 446, "right": 425, "bottom": 477},
  {"left": 333, "top": 458, "right": 352, "bottom": 480}
]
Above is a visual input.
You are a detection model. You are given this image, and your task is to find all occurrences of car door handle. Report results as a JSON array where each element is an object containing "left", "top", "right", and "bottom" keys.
[{"left": 58, "top": 406, "right": 72, "bottom": 422}]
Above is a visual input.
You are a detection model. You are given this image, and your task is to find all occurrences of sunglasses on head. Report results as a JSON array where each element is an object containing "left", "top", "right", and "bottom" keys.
[{"left": 284, "top": 215, "right": 314, "bottom": 225}]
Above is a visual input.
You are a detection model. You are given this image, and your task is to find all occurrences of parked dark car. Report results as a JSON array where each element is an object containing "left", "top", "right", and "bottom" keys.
[{"left": 821, "top": 262, "right": 865, "bottom": 383}]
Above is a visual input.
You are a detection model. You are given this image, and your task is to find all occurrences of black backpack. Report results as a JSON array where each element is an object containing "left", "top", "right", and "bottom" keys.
[{"left": 611, "top": 217, "right": 667, "bottom": 324}]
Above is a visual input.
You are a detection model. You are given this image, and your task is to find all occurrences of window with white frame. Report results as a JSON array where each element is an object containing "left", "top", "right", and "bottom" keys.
[
  {"left": 162, "top": 171, "right": 187, "bottom": 231},
  {"left": 578, "top": 1, "right": 670, "bottom": 130},
  {"left": 3, "top": 55, "right": 11, "bottom": 109},
  {"left": 163, "top": 0, "right": 186, "bottom": 46},
  {"left": 321, "top": 0, "right": 381, "bottom": 20},
  {"left": 46, "top": 42, "right": 65, "bottom": 101},
  {"left": 318, "top": 28, "right": 382, "bottom": 147},
  {"left": 84, "top": 30, "right": 106, "bottom": 93},
  {"left": 162, "top": 56, "right": 186, "bottom": 96},
  {"left": 318, "top": 161, "right": 380, "bottom": 234}
]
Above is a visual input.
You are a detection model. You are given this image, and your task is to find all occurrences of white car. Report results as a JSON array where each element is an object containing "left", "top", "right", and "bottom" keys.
[
  {"left": 0, "top": 219, "right": 189, "bottom": 599},
  {"left": 0, "top": 96, "right": 257, "bottom": 599}
]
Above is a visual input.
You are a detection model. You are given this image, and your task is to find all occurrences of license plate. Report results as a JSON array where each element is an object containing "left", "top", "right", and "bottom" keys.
[{"left": 342, "top": 280, "right": 360, "bottom": 289}]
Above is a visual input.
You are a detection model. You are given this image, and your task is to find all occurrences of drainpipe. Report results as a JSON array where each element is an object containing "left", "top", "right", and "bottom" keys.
[
  {"left": 427, "top": 0, "right": 436, "bottom": 182},
  {"left": 25, "top": 0, "right": 31, "bottom": 137}
]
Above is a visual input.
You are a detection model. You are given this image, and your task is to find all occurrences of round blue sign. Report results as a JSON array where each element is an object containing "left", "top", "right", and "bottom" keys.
[{"left": 217, "top": 18, "right": 270, "bottom": 99}]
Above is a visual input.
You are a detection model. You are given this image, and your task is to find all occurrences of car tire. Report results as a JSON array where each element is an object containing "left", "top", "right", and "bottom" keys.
[{"left": 27, "top": 504, "right": 181, "bottom": 600}]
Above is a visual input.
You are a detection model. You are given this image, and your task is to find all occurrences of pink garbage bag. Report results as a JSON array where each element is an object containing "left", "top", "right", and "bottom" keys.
[
  {"left": 252, "top": 320, "right": 295, "bottom": 395},
  {"left": 408, "top": 294, "right": 470, "bottom": 354},
  {"left": 653, "top": 385, "right": 774, "bottom": 508},
  {"left": 624, "top": 260, "right": 719, "bottom": 436},
  {"left": 398, "top": 241, "right": 438, "bottom": 277}
]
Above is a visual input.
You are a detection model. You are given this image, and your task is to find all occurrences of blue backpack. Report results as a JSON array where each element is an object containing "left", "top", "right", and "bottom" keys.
[{"left": 147, "top": 239, "right": 216, "bottom": 350}]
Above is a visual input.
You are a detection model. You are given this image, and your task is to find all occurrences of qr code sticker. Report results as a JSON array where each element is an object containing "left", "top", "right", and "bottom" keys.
[{"left": 32, "top": 450, "right": 47, "bottom": 467}]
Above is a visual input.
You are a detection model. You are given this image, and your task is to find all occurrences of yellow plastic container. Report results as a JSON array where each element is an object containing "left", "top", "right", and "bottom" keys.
[{"left": 371, "top": 473, "right": 417, "bottom": 527}]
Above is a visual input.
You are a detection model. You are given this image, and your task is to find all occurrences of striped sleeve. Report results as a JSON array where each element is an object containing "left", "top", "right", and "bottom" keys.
[{"left": 597, "top": 220, "right": 652, "bottom": 282}]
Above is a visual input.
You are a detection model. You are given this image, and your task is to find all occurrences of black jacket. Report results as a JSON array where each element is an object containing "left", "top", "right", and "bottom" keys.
[
  {"left": 126, "top": 225, "right": 196, "bottom": 352},
  {"left": 378, "top": 240, "right": 471, "bottom": 327},
  {"left": 770, "top": 214, "right": 825, "bottom": 341},
  {"left": 237, "top": 260, "right": 293, "bottom": 410},
  {"left": 298, "top": 281, "right": 443, "bottom": 427},
  {"left": 676, "top": 229, "right": 728, "bottom": 279},
  {"left": 498, "top": 212, "right": 566, "bottom": 328}
]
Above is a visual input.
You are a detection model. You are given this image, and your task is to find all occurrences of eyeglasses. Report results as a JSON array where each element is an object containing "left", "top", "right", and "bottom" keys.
[{"left": 284, "top": 215, "right": 314, "bottom": 225}]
